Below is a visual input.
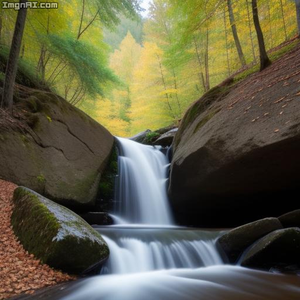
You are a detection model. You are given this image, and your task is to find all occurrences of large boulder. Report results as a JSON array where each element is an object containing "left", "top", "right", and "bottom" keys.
[
  {"left": 169, "top": 44, "right": 300, "bottom": 227},
  {"left": 217, "top": 218, "right": 282, "bottom": 263},
  {"left": 0, "top": 91, "right": 114, "bottom": 207},
  {"left": 241, "top": 228, "right": 300, "bottom": 269},
  {"left": 11, "top": 187, "right": 109, "bottom": 274}
]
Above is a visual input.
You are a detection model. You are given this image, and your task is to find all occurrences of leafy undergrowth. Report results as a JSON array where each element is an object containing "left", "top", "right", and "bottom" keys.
[{"left": 0, "top": 179, "right": 75, "bottom": 300}]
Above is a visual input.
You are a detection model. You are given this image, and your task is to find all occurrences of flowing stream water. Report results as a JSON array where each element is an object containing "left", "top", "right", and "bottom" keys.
[{"left": 32, "top": 138, "right": 300, "bottom": 300}]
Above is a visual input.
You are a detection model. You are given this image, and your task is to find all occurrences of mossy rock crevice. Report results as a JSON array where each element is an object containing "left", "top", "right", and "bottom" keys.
[{"left": 12, "top": 187, "right": 109, "bottom": 274}]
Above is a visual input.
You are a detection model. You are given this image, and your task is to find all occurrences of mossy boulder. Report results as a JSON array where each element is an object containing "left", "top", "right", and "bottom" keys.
[
  {"left": 11, "top": 187, "right": 109, "bottom": 274},
  {"left": 0, "top": 91, "right": 114, "bottom": 207},
  {"left": 217, "top": 218, "right": 282, "bottom": 263}
]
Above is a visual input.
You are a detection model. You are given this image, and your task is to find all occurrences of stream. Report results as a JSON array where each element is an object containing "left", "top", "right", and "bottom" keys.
[{"left": 27, "top": 138, "right": 300, "bottom": 299}]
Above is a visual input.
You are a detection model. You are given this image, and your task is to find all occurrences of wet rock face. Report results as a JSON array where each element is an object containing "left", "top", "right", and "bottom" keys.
[
  {"left": 12, "top": 187, "right": 109, "bottom": 274},
  {"left": 0, "top": 93, "right": 114, "bottom": 206},
  {"left": 241, "top": 228, "right": 300, "bottom": 269},
  {"left": 217, "top": 218, "right": 282, "bottom": 263}
]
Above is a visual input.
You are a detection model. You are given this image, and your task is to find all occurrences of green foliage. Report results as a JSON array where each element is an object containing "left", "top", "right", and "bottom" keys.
[
  {"left": 145, "top": 131, "right": 160, "bottom": 143},
  {"left": 98, "top": 145, "right": 118, "bottom": 202},
  {"left": 37, "top": 174, "right": 46, "bottom": 184},
  {"left": 89, "top": 0, "right": 141, "bottom": 29},
  {"left": 103, "top": 15, "right": 144, "bottom": 50},
  {"left": 46, "top": 34, "right": 119, "bottom": 97},
  {"left": 0, "top": 46, "right": 46, "bottom": 89}
]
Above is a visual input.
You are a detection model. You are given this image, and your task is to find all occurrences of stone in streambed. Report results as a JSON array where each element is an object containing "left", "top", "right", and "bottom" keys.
[
  {"left": 241, "top": 228, "right": 300, "bottom": 269},
  {"left": 217, "top": 217, "right": 282, "bottom": 263},
  {"left": 12, "top": 187, "right": 109, "bottom": 274}
]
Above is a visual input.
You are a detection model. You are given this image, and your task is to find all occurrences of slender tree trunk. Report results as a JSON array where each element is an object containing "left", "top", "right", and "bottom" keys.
[
  {"left": 279, "top": 0, "right": 288, "bottom": 40},
  {"left": 77, "top": 0, "right": 85, "bottom": 40},
  {"left": 246, "top": 0, "right": 257, "bottom": 63},
  {"left": 0, "top": 10, "right": 3, "bottom": 44},
  {"left": 193, "top": 37, "right": 207, "bottom": 91},
  {"left": 266, "top": 0, "right": 274, "bottom": 48},
  {"left": 252, "top": 0, "right": 271, "bottom": 71},
  {"left": 171, "top": 68, "right": 181, "bottom": 116},
  {"left": 37, "top": 45, "right": 47, "bottom": 80},
  {"left": 156, "top": 54, "right": 176, "bottom": 120},
  {"left": 77, "top": 0, "right": 100, "bottom": 40},
  {"left": 37, "top": 12, "right": 50, "bottom": 79},
  {"left": 20, "top": 43, "right": 25, "bottom": 58},
  {"left": 204, "top": 28, "right": 210, "bottom": 92},
  {"left": 2, "top": 1, "right": 27, "bottom": 112},
  {"left": 223, "top": 5, "right": 231, "bottom": 76},
  {"left": 296, "top": 0, "right": 300, "bottom": 36},
  {"left": 227, "top": 0, "right": 246, "bottom": 66}
]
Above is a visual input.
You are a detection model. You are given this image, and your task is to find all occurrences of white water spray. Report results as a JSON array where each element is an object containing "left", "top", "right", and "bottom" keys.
[{"left": 114, "top": 137, "right": 173, "bottom": 225}]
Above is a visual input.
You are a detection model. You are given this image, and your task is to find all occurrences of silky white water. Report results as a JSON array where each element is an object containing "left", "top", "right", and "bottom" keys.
[
  {"left": 99, "top": 228, "right": 223, "bottom": 274},
  {"left": 114, "top": 138, "right": 173, "bottom": 225},
  {"left": 34, "top": 139, "right": 300, "bottom": 300}
]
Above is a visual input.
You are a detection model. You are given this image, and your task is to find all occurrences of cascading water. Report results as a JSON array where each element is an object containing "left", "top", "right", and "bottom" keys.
[
  {"left": 99, "top": 228, "right": 223, "bottom": 274},
  {"left": 32, "top": 138, "right": 300, "bottom": 300},
  {"left": 114, "top": 137, "right": 173, "bottom": 225}
]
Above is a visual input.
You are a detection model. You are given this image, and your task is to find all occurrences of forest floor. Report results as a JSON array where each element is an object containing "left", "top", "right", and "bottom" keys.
[{"left": 0, "top": 179, "right": 76, "bottom": 300}]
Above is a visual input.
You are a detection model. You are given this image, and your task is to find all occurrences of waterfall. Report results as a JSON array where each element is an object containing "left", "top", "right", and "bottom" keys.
[
  {"left": 114, "top": 137, "right": 173, "bottom": 225},
  {"left": 45, "top": 138, "right": 300, "bottom": 300},
  {"left": 98, "top": 228, "right": 223, "bottom": 274}
]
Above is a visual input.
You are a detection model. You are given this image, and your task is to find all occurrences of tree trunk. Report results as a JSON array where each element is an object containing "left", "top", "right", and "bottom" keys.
[
  {"left": 204, "top": 28, "right": 210, "bottom": 92},
  {"left": 266, "top": 0, "right": 274, "bottom": 48},
  {"left": 0, "top": 10, "right": 3, "bottom": 44},
  {"left": 171, "top": 68, "right": 181, "bottom": 117},
  {"left": 193, "top": 37, "right": 207, "bottom": 92},
  {"left": 156, "top": 54, "right": 176, "bottom": 120},
  {"left": 252, "top": 0, "right": 271, "bottom": 71},
  {"left": 246, "top": 0, "right": 257, "bottom": 63},
  {"left": 2, "top": 1, "right": 27, "bottom": 112},
  {"left": 223, "top": 5, "right": 231, "bottom": 76},
  {"left": 279, "top": 0, "right": 288, "bottom": 41},
  {"left": 296, "top": 0, "right": 300, "bottom": 36},
  {"left": 227, "top": 0, "right": 246, "bottom": 66}
]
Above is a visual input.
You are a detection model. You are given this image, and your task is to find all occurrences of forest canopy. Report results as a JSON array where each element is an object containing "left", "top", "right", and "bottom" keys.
[{"left": 0, "top": 0, "right": 298, "bottom": 136}]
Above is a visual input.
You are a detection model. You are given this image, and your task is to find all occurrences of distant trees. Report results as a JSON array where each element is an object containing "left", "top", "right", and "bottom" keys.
[
  {"left": 0, "top": 0, "right": 297, "bottom": 135},
  {"left": 251, "top": 0, "right": 271, "bottom": 71},
  {"left": 0, "top": 0, "right": 140, "bottom": 113},
  {"left": 2, "top": 0, "right": 27, "bottom": 112}
]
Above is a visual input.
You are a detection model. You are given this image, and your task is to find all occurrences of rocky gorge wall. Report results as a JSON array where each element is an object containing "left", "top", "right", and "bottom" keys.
[{"left": 169, "top": 42, "right": 300, "bottom": 227}]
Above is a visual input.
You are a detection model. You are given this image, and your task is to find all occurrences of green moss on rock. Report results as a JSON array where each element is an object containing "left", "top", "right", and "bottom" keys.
[
  {"left": 98, "top": 144, "right": 118, "bottom": 201},
  {"left": 193, "top": 108, "right": 221, "bottom": 134},
  {"left": 12, "top": 187, "right": 109, "bottom": 274},
  {"left": 174, "top": 84, "right": 233, "bottom": 148}
]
